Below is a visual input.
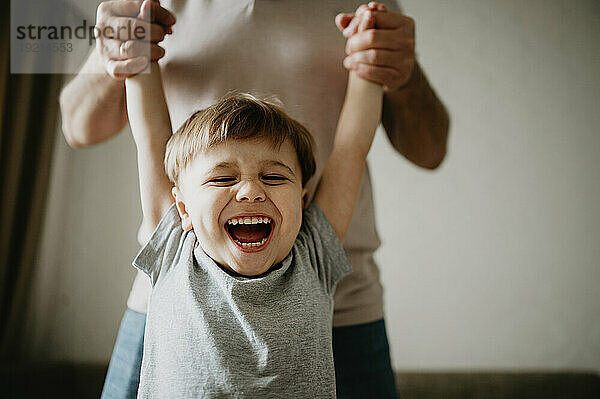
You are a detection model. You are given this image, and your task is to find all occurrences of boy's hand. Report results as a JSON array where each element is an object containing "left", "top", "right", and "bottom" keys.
[
  {"left": 335, "top": 2, "right": 415, "bottom": 90},
  {"left": 95, "top": 0, "right": 175, "bottom": 79}
]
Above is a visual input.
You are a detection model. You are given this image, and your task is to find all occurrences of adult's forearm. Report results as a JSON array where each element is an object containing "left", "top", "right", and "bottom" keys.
[
  {"left": 382, "top": 62, "right": 450, "bottom": 169},
  {"left": 59, "top": 49, "right": 128, "bottom": 147}
]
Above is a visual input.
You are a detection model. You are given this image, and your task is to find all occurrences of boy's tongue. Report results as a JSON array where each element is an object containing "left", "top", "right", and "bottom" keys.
[{"left": 229, "top": 224, "right": 269, "bottom": 243}]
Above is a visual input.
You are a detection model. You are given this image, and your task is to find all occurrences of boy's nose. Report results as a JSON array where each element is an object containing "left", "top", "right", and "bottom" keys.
[{"left": 235, "top": 181, "right": 265, "bottom": 202}]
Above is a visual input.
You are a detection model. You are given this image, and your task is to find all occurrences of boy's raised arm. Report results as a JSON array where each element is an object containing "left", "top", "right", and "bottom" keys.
[
  {"left": 313, "top": 4, "right": 386, "bottom": 242},
  {"left": 313, "top": 70, "right": 383, "bottom": 242},
  {"left": 125, "top": 63, "right": 174, "bottom": 243}
]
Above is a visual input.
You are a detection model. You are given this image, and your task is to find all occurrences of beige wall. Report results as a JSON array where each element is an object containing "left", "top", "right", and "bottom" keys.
[
  {"left": 26, "top": 0, "right": 600, "bottom": 371},
  {"left": 372, "top": 0, "right": 600, "bottom": 370}
]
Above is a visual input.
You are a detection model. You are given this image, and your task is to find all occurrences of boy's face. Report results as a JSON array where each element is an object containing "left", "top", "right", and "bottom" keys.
[{"left": 173, "top": 138, "right": 307, "bottom": 277}]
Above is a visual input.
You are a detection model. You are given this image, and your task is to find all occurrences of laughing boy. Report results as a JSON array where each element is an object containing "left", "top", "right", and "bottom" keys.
[{"left": 125, "top": 6, "right": 384, "bottom": 397}]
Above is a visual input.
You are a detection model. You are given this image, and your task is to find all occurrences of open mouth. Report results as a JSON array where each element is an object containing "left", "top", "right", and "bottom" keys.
[{"left": 225, "top": 215, "right": 273, "bottom": 251}]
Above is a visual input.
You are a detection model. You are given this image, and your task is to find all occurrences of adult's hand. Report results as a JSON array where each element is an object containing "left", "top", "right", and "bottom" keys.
[
  {"left": 95, "top": 0, "right": 175, "bottom": 79},
  {"left": 335, "top": 2, "right": 415, "bottom": 90}
]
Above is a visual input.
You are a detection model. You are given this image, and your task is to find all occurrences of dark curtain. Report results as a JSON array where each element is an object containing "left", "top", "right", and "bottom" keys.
[{"left": 0, "top": 7, "right": 63, "bottom": 361}]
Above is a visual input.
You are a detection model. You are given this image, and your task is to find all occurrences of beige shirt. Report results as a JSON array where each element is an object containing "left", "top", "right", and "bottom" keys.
[{"left": 128, "top": 0, "right": 401, "bottom": 326}]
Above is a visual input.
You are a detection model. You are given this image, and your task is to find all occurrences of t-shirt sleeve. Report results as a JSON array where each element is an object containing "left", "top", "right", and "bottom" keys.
[
  {"left": 295, "top": 202, "right": 352, "bottom": 294},
  {"left": 132, "top": 204, "right": 185, "bottom": 286}
]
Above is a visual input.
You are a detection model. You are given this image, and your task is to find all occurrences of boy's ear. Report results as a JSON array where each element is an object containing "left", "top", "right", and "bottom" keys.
[
  {"left": 301, "top": 188, "right": 309, "bottom": 209},
  {"left": 172, "top": 187, "right": 193, "bottom": 232}
]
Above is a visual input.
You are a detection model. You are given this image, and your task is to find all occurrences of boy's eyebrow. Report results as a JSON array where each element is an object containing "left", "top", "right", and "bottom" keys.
[
  {"left": 262, "top": 160, "right": 296, "bottom": 177},
  {"left": 206, "top": 162, "right": 237, "bottom": 174}
]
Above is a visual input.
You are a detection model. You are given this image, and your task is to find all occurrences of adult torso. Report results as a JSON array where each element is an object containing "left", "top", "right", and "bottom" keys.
[{"left": 130, "top": 0, "right": 402, "bottom": 325}]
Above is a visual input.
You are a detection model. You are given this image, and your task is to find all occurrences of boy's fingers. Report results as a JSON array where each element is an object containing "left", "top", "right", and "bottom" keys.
[
  {"left": 117, "top": 40, "right": 164, "bottom": 61},
  {"left": 337, "top": 4, "right": 398, "bottom": 36},
  {"left": 342, "top": 14, "right": 360, "bottom": 37},
  {"left": 367, "top": 2, "right": 387, "bottom": 11},
  {"left": 342, "top": 3, "right": 370, "bottom": 36},
  {"left": 355, "top": 4, "right": 370, "bottom": 14},
  {"left": 106, "top": 56, "right": 149, "bottom": 79},
  {"left": 335, "top": 13, "right": 354, "bottom": 31}
]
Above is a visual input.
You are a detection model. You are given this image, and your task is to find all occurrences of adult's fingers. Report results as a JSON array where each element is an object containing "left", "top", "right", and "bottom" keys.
[
  {"left": 102, "top": 16, "right": 166, "bottom": 41},
  {"left": 373, "top": 10, "right": 414, "bottom": 32},
  {"left": 352, "top": 61, "right": 414, "bottom": 90},
  {"left": 97, "top": 37, "right": 121, "bottom": 59},
  {"left": 97, "top": 1, "right": 141, "bottom": 20},
  {"left": 139, "top": 0, "right": 152, "bottom": 22},
  {"left": 358, "top": 10, "right": 375, "bottom": 32},
  {"left": 106, "top": 56, "right": 149, "bottom": 80},
  {"left": 146, "top": 0, "right": 176, "bottom": 26},
  {"left": 96, "top": 1, "right": 174, "bottom": 40},
  {"left": 345, "top": 28, "right": 414, "bottom": 54},
  {"left": 343, "top": 48, "right": 410, "bottom": 70},
  {"left": 98, "top": 37, "right": 164, "bottom": 61},
  {"left": 97, "top": 0, "right": 175, "bottom": 26},
  {"left": 119, "top": 40, "right": 165, "bottom": 61}
]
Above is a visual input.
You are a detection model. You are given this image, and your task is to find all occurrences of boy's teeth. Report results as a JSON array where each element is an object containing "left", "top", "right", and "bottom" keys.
[
  {"left": 234, "top": 237, "right": 268, "bottom": 248},
  {"left": 227, "top": 216, "right": 272, "bottom": 225}
]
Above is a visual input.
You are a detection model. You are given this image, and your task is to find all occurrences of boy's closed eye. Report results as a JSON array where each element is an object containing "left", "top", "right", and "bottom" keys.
[
  {"left": 208, "top": 176, "right": 238, "bottom": 186},
  {"left": 261, "top": 174, "right": 290, "bottom": 185},
  {"left": 206, "top": 175, "right": 290, "bottom": 186}
]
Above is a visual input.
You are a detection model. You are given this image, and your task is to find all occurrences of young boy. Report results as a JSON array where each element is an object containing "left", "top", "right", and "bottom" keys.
[{"left": 125, "top": 4, "right": 384, "bottom": 397}]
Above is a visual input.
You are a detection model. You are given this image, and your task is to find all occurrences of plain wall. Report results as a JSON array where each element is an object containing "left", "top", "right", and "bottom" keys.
[{"left": 25, "top": 0, "right": 600, "bottom": 371}]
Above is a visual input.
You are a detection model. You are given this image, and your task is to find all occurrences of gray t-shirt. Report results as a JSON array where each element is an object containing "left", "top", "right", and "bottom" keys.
[{"left": 133, "top": 202, "right": 352, "bottom": 398}]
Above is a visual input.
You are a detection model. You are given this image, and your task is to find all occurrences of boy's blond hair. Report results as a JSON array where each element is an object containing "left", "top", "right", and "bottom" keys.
[{"left": 165, "top": 93, "right": 316, "bottom": 187}]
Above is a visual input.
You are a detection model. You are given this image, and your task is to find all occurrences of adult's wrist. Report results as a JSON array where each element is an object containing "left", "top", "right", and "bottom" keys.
[{"left": 384, "top": 61, "right": 418, "bottom": 94}]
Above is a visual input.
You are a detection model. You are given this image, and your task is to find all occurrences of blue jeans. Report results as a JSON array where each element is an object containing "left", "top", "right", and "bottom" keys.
[
  {"left": 100, "top": 309, "right": 146, "bottom": 399},
  {"left": 101, "top": 310, "right": 397, "bottom": 398}
]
